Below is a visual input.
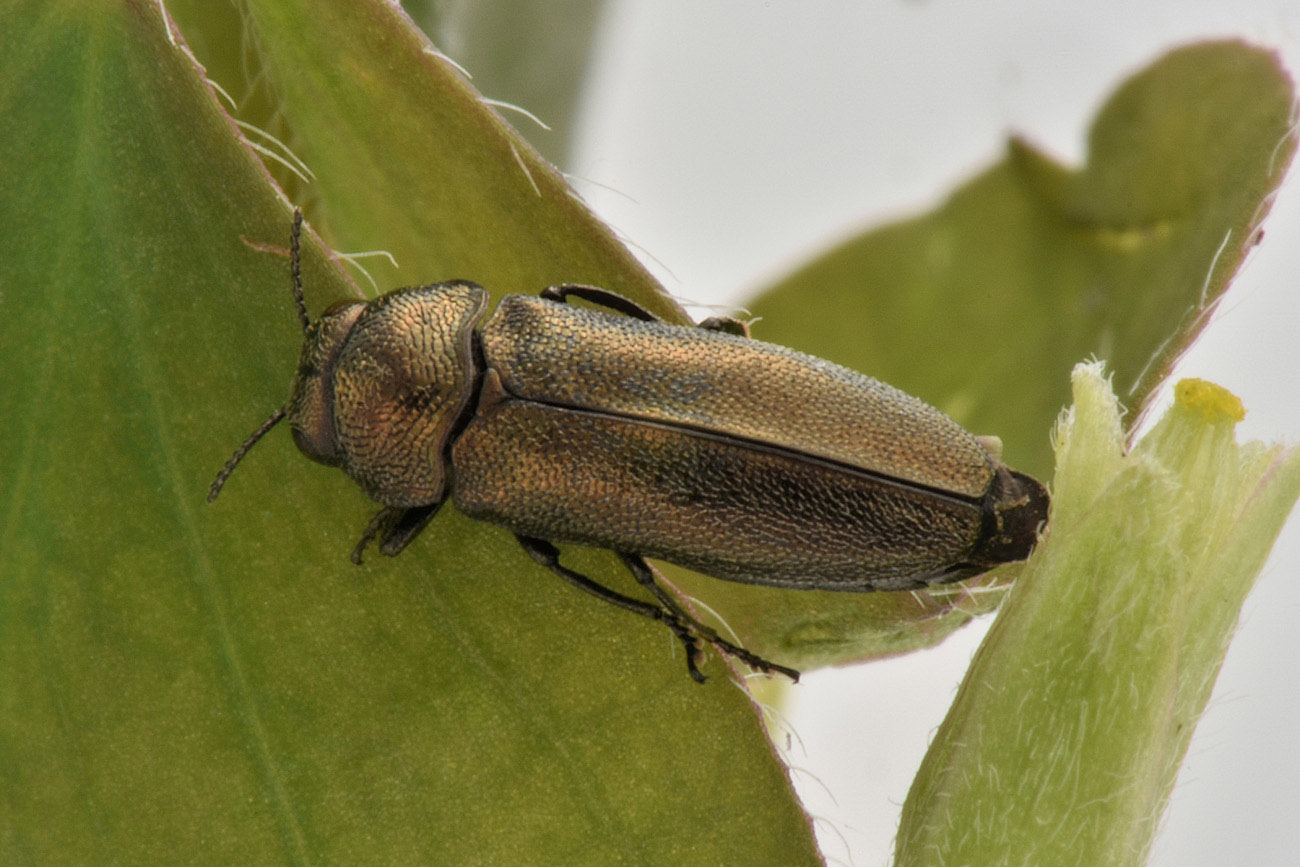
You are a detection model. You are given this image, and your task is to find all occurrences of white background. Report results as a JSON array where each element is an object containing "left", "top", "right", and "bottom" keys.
[{"left": 568, "top": 3, "right": 1300, "bottom": 865}]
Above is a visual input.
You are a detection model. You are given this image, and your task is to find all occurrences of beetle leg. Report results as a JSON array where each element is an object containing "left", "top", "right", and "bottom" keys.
[
  {"left": 352, "top": 502, "right": 446, "bottom": 564},
  {"left": 379, "top": 502, "right": 445, "bottom": 557},
  {"left": 617, "top": 554, "right": 800, "bottom": 683},
  {"left": 696, "top": 315, "right": 751, "bottom": 338},
  {"left": 352, "top": 507, "right": 401, "bottom": 564},
  {"left": 540, "top": 284, "right": 662, "bottom": 322},
  {"left": 516, "top": 535, "right": 710, "bottom": 682},
  {"left": 541, "top": 284, "right": 757, "bottom": 338}
]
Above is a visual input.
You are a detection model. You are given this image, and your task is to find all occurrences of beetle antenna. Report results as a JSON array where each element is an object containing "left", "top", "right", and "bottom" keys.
[
  {"left": 209, "top": 211, "right": 308, "bottom": 504},
  {"left": 207, "top": 406, "right": 287, "bottom": 502},
  {"left": 290, "top": 208, "right": 309, "bottom": 333}
]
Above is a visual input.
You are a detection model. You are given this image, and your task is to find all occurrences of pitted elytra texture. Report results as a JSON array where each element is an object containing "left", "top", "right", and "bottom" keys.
[
  {"left": 481, "top": 295, "right": 994, "bottom": 498},
  {"left": 211, "top": 214, "right": 1048, "bottom": 683}
]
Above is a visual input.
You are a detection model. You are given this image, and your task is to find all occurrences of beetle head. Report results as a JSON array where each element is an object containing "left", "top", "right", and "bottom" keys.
[
  {"left": 285, "top": 301, "right": 366, "bottom": 466},
  {"left": 286, "top": 283, "right": 488, "bottom": 508},
  {"left": 208, "top": 209, "right": 487, "bottom": 510}
]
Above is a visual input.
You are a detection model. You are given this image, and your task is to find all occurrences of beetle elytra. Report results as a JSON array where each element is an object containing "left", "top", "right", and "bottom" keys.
[{"left": 210, "top": 212, "right": 1049, "bottom": 682}]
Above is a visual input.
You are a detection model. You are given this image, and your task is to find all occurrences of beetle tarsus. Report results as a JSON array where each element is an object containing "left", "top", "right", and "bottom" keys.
[
  {"left": 353, "top": 506, "right": 400, "bottom": 565},
  {"left": 652, "top": 612, "right": 708, "bottom": 682},
  {"left": 617, "top": 553, "right": 801, "bottom": 682},
  {"left": 713, "top": 638, "right": 800, "bottom": 682}
]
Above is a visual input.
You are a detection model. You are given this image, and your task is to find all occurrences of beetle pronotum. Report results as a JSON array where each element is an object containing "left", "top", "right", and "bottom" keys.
[{"left": 211, "top": 212, "right": 1049, "bottom": 682}]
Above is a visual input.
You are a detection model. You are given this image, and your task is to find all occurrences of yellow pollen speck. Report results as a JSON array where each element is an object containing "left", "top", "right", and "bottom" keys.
[{"left": 1174, "top": 378, "right": 1246, "bottom": 423}]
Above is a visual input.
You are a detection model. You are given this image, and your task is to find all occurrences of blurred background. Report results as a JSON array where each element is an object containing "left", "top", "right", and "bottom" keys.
[{"left": 432, "top": 2, "right": 1300, "bottom": 863}]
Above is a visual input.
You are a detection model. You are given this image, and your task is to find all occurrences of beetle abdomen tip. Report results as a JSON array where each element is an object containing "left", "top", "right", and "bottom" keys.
[{"left": 973, "top": 468, "right": 1050, "bottom": 567}]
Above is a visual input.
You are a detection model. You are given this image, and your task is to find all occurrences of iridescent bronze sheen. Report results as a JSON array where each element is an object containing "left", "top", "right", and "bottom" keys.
[{"left": 210, "top": 213, "right": 1049, "bottom": 683}]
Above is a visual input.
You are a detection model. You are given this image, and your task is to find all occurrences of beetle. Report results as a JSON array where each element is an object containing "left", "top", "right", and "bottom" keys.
[{"left": 210, "top": 211, "right": 1049, "bottom": 683}]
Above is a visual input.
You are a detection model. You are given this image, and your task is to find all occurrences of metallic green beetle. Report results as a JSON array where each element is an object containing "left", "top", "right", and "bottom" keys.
[{"left": 211, "top": 213, "right": 1049, "bottom": 682}]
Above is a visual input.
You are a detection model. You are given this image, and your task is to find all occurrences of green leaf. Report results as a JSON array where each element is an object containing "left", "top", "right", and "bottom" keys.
[
  {"left": 404, "top": 0, "right": 609, "bottom": 165},
  {"left": 895, "top": 365, "right": 1300, "bottom": 866},
  {"left": 668, "top": 42, "right": 1297, "bottom": 671},
  {"left": 220, "top": 0, "right": 678, "bottom": 318},
  {"left": 0, "top": 2, "right": 818, "bottom": 865}
]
